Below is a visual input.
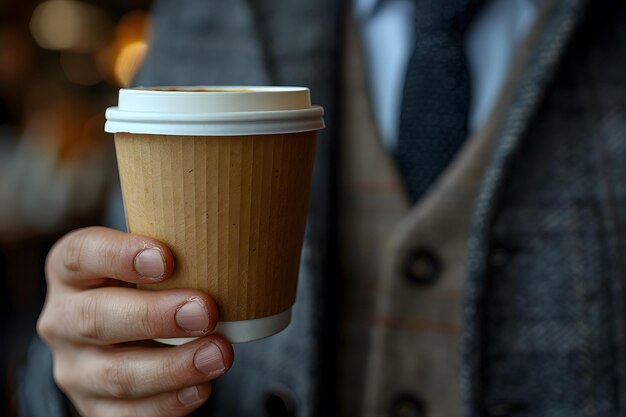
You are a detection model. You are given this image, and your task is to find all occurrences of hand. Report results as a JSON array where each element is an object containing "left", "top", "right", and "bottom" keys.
[{"left": 37, "top": 227, "right": 234, "bottom": 417}]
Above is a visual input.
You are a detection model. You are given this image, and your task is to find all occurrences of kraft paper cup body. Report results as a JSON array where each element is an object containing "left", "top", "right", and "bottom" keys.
[{"left": 105, "top": 87, "right": 324, "bottom": 343}]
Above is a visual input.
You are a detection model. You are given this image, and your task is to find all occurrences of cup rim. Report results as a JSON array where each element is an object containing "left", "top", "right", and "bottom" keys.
[
  {"left": 128, "top": 86, "right": 310, "bottom": 94},
  {"left": 105, "top": 85, "right": 325, "bottom": 136}
]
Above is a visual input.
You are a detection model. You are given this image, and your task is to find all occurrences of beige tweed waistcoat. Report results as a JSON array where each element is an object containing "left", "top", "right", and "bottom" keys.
[{"left": 336, "top": 10, "right": 538, "bottom": 416}]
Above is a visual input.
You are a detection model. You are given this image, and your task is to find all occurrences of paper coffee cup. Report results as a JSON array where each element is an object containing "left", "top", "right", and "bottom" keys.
[{"left": 105, "top": 86, "right": 324, "bottom": 343}]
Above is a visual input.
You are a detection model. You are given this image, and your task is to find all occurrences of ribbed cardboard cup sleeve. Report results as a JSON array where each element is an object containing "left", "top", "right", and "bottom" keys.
[{"left": 114, "top": 131, "right": 317, "bottom": 321}]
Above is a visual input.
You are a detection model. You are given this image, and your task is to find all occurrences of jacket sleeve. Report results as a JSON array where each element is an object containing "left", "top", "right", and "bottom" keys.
[{"left": 17, "top": 335, "right": 75, "bottom": 417}]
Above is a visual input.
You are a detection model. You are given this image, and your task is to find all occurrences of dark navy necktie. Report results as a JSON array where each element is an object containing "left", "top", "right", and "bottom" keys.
[{"left": 395, "top": 0, "right": 483, "bottom": 203}]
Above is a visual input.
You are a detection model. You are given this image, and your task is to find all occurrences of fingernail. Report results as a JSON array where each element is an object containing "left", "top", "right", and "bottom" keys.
[
  {"left": 134, "top": 248, "right": 165, "bottom": 279},
  {"left": 194, "top": 343, "right": 225, "bottom": 377},
  {"left": 176, "top": 298, "right": 210, "bottom": 332},
  {"left": 178, "top": 386, "right": 202, "bottom": 406}
]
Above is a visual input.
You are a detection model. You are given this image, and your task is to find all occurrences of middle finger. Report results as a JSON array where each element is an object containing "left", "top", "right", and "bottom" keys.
[
  {"left": 57, "top": 287, "right": 218, "bottom": 344},
  {"left": 68, "top": 336, "right": 234, "bottom": 399}
]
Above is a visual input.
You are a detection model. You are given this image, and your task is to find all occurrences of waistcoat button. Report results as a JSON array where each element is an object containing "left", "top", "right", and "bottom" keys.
[
  {"left": 264, "top": 387, "right": 297, "bottom": 417},
  {"left": 389, "top": 394, "right": 426, "bottom": 417},
  {"left": 404, "top": 249, "right": 442, "bottom": 285},
  {"left": 485, "top": 402, "right": 528, "bottom": 416},
  {"left": 488, "top": 247, "right": 512, "bottom": 267}
]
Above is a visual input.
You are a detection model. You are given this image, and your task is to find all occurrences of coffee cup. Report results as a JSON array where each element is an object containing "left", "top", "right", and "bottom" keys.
[{"left": 105, "top": 86, "right": 324, "bottom": 343}]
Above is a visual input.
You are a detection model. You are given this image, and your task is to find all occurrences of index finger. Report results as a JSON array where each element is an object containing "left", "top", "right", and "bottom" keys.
[{"left": 46, "top": 227, "right": 174, "bottom": 287}]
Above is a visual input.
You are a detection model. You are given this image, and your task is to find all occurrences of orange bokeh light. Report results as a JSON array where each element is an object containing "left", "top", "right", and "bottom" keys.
[
  {"left": 98, "top": 10, "right": 151, "bottom": 87},
  {"left": 113, "top": 40, "right": 148, "bottom": 87}
]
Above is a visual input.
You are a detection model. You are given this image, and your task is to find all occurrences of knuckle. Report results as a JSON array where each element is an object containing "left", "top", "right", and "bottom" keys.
[
  {"left": 101, "top": 237, "right": 128, "bottom": 276},
  {"left": 102, "top": 356, "right": 136, "bottom": 399},
  {"left": 87, "top": 401, "right": 136, "bottom": 417},
  {"left": 36, "top": 313, "right": 56, "bottom": 343},
  {"left": 76, "top": 293, "right": 105, "bottom": 341},
  {"left": 154, "top": 395, "right": 185, "bottom": 417},
  {"left": 117, "top": 409, "right": 140, "bottom": 417},
  {"left": 154, "top": 353, "right": 185, "bottom": 387},
  {"left": 37, "top": 300, "right": 67, "bottom": 344},
  {"left": 45, "top": 243, "right": 61, "bottom": 282},
  {"left": 52, "top": 361, "right": 72, "bottom": 393},
  {"left": 62, "top": 230, "right": 88, "bottom": 273},
  {"left": 134, "top": 300, "right": 160, "bottom": 337},
  {"left": 69, "top": 397, "right": 97, "bottom": 417}
]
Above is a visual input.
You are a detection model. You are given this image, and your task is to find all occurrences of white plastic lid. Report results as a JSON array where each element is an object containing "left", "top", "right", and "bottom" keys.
[{"left": 105, "top": 86, "right": 325, "bottom": 136}]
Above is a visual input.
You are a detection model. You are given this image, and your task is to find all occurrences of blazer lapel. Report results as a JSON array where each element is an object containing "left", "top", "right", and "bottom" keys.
[{"left": 462, "top": 0, "right": 591, "bottom": 415}]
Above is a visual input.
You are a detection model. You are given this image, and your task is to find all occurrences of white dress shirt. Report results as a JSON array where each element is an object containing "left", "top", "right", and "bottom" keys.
[{"left": 355, "top": 0, "right": 537, "bottom": 150}]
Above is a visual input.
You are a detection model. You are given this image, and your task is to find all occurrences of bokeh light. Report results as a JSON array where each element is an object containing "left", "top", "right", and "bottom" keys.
[
  {"left": 99, "top": 10, "right": 151, "bottom": 87},
  {"left": 29, "top": 0, "right": 111, "bottom": 52},
  {"left": 113, "top": 40, "right": 148, "bottom": 87}
]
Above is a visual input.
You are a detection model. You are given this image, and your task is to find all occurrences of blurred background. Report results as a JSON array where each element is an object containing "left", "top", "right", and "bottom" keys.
[{"left": 0, "top": 1, "right": 152, "bottom": 414}]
